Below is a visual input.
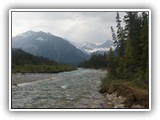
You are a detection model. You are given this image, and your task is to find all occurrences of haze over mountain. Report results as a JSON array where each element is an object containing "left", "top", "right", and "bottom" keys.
[{"left": 12, "top": 31, "right": 89, "bottom": 66}]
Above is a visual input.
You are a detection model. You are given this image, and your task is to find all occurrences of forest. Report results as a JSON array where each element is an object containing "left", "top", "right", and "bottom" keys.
[
  {"left": 12, "top": 48, "right": 77, "bottom": 73},
  {"left": 105, "top": 12, "right": 149, "bottom": 87},
  {"left": 80, "top": 12, "right": 149, "bottom": 108},
  {"left": 79, "top": 53, "right": 107, "bottom": 69}
]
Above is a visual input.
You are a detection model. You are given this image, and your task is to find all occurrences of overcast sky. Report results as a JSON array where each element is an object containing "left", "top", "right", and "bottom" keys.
[{"left": 12, "top": 11, "right": 125, "bottom": 44}]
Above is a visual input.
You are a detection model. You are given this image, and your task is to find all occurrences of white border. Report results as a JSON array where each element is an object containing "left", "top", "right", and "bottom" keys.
[
  {"left": 9, "top": 9, "right": 151, "bottom": 111},
  {"left": 9, "top": 9, "right": 12, "bottom": 111},
  {"left": 9, "top": 9, "right": 150, "bottom": 12},
  {"left": 149, "top": 9, "right": 152, "bottom": 111}
]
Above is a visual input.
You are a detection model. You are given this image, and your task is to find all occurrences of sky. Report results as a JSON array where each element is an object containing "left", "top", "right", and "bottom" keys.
[{"left": 12, "top": 11, "right": 125, "bottom": 45}]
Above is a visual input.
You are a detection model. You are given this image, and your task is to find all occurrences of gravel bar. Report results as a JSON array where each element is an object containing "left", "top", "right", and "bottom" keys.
[{"left": 12, "top": 73, "right": 56, "bottom": 85}]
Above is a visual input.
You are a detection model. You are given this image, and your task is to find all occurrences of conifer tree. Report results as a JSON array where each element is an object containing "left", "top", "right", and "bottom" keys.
[
  {"left": 123, "top": 12, "right": 142, "bottom": 67},
  {"left": 107, "top": 48, "right": 116, "bottom": 76},
  {"left": 139, "top": 12, "right": 149, "bottom": 71},
  {"left": 116, "top": 12, "right": 126, "bottom": 57},
  {"left": 123, "top": 39, "right": 135, "bottom": 78}
]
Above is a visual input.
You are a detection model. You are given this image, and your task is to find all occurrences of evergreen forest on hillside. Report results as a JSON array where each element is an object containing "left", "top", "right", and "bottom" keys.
[{"left": 12, "top": 48, "right": 77, "bottom": 73}]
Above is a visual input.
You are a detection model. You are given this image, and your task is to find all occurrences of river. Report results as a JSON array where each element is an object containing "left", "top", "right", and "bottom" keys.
[{"left": 12, "top": 68, "right": 107, "bottom": 108}]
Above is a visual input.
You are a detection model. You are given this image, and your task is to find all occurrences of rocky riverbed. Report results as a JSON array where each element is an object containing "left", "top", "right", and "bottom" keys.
[
  {"left": 11, "top": 69, "right": 146, "bottom": 109},
  {"left": 12, "top": 69, "right": 108, "bottom": 108}
]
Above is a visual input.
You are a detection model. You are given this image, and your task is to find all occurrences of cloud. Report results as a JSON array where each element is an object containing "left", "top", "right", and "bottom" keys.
[{"left": 12, "top": 11, "right": 125, "bottom": 44}]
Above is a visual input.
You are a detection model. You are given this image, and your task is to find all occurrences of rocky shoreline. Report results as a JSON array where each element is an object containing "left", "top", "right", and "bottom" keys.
[
  {"left": 103, "top": 93, "right": 126, "bottom": 108},
  {"left": 101, "top": 84, "right": 149, "bottom": 109},
  {"left": 12, "top": 73, "right": 56, "bottom": 86},
  {"left": 103, "top": 92, "right": 146, "bottom": 108}
]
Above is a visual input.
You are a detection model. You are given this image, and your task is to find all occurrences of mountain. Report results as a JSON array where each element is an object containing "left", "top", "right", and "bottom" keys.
[
  {"left": 12, "top": 31, "right": 89, "bottom": 66},
  {"left": 75, "top": 40, "right": 114, "bottom": 54},
  {"left": 98, "top": 40, "right": 114, "bottom": 48},
  {"left": 79, "top": 42, "right": 98, "bottom": 51}
]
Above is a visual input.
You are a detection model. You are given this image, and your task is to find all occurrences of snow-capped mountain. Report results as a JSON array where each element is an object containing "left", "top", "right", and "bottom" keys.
[
  {"left": 12, "top": 30, "right": 90, "bottom": 66},
  {"left": 72, "top": 40, "right": 114, "bottom": 54}
]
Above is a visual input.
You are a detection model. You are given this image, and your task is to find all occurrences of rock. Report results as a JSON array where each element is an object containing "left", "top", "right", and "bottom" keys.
[
  {"left": 131, "top": 104, "right": 145, "bottom": 108},
  {"left": 61, "top": 84, "right": 68, "bottom": 89},
  {"left": 114, "top": 104, "right": 125, "bottom": 108},
  {"left": 104, "top": 92, "right": 126, "bottom": 108}
]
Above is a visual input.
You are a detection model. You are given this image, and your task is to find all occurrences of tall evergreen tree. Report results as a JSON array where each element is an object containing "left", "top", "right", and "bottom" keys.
[
  {"left": 123, "top": 39, "right": 135, "bottom": 77},
  {"left": 107, "top": 48, "right": 116, "bottom": 76},
  {"left": 116, "top": 12, "right": 126, "bottom": 58},
  {"left": 123, "top": 12, "right": 142, "bottom": 67},
  {"left": 139, "top": 12, "right": 149, "bottom": 71}
]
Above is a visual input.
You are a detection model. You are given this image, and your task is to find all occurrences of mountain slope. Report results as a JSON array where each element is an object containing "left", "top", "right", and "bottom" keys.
[{"left": 12, "top": 31, "right": 89, "bottom": 65}]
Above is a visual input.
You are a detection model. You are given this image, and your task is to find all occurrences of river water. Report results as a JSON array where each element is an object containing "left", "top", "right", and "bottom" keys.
[{"left": 12, "top": 68, "right": 107, "bottom": 108}]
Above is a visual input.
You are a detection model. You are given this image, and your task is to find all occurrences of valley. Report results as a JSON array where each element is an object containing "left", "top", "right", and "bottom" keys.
[{"left": 11, "top": 11, "right": 150, "bottom": 110}]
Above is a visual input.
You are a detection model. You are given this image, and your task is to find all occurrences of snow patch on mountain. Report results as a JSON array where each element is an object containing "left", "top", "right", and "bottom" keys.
[
  {"left": 85, "top": 47, "right": 110, "bottom": 54},
  {"left": 36, "top": 37, "right": 47, "bottom": 42}
]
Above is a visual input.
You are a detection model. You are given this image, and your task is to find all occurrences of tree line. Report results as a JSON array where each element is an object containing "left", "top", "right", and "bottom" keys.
[{"left": 79, "top": 53, "right": 108, "bottom": 69}]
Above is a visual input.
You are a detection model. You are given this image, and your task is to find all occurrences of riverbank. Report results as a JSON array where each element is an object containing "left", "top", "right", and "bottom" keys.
[
  {"left": 12, "top": 64, "right": 77, "bottom": 74},
  {"left": 12, "top": 65, "right": 78, "bottom": 86},
  {"left": 99, "top": 79, "right": 149, "bottom": 108}
]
